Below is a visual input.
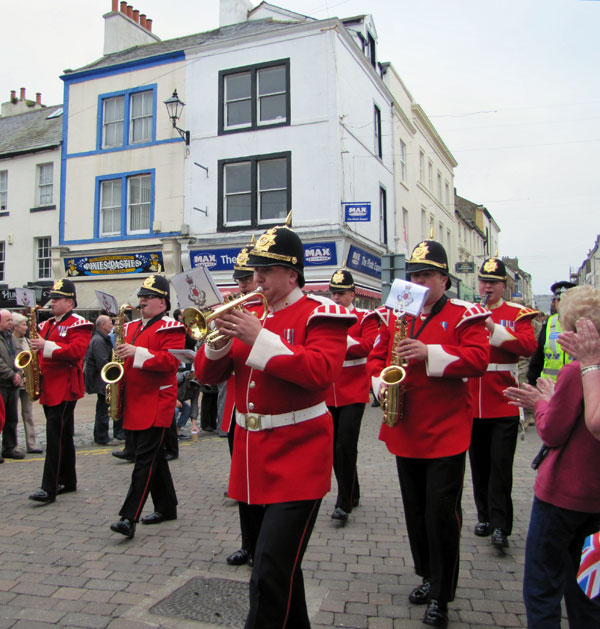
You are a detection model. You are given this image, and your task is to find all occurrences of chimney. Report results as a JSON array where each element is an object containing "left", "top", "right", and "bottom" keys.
[
  {"left": 103, "top": 2, "right": 161, "bottom": 55},
  {"left": 2, "top": 88, "right": 45, "bottom": 116},
  {"left": 120, "top": 1, "right": 126, "bottom": 12},
  {"left": 140, "top": 13, "right": 147, "bottom": 28},
  {"left": 20, "top": 87, "right": 26, "bottom": 101},
  {"left": 111, "top": 0, "right": 118, "bottom": 11},
  {"left": 220, "top": 0, "right": 253, "bottom": 27},
  {"left": 146, "top": 18, "right": 152, "bottom": 31},
  {"left": 10, "top": 90, "right": 16, "bottom": 101},
  {"left": 36, "top": 92, "right": 42, "bottom": 105},
  {"left": 127, "top": 4, "right": 133, "bottom": 18},
  {"left": 133, "top": 9, "right": 139, "bottom": 22}
]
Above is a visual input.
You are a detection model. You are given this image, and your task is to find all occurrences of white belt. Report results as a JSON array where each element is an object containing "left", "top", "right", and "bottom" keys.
[
  {"left": 487, "top": 363, "right": 518, "bottom": 374},
  {"left": 236, "top": 402, "right": 327, "bottom": 431},
  {"left": 343, "top": 357, "right": 367, "bottom": 367}
]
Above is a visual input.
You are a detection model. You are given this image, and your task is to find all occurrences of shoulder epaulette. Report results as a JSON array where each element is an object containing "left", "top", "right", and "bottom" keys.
[
  {"left": 69, "top": 314, "right": 93, "bottom": 328},
  {"left": 306, "top": 294, "right": 336, "bottom": 308},
  {"left": 307, "top": 303, "right": 357, "bottom": 326},
  {"left": 156, "top": 316, "right": 185, "bottom": 332},
  {"left": 451, "top": 300, "right": 490, "bottom": 328},
  {"left": 373, "top": 305, "right": 389, "bottom": 326},
  {"left": 509, "top": 304, "right": 540, "bottom": 322}
]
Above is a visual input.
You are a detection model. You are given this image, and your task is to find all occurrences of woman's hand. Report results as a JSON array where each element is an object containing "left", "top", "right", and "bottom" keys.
[{"left": 558, "top": 318, "right": 600, "bottom": 367}]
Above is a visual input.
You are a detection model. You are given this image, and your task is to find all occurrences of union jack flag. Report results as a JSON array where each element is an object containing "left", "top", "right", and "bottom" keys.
[{"left": 577, "top": 530, "right": 600, "bottom": 599}]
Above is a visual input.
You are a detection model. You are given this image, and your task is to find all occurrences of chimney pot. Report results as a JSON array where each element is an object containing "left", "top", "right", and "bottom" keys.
[
  {"left": 146, "top": 18, "right": 152, "bottom": 31},
  {"left": 140, "top": 13, "right": 147, "bottom": 28},
  {"left": 20, "top": 87, "right": 26, "bottom": 100},
  {"left": 127, "top": 4, "right": 133, "bottom": 18},
  {"left": 111, "top": 0, "right": 118, "bottom": 11},
  {"left": 36, "top": 92, "right": 42, "bottom": 105},
  {"left": 10, "top": 90, "right": 16, "bottom": 101},
  {"left": 120, "top": 1, "right": 127, "bottom": 12},
  {"left": 133, "top": 9, "right": 139, "bottom": 22}
]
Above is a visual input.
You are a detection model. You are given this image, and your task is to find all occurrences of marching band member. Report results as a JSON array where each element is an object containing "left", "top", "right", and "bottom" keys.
[
  {"left": 195, "top": 221, "right": 355, "bottom": 628},
  {"left": 110, "top": 275, "right": 185, "bottom": 539},
  {"left": 468, "top": 258, "right": 538, "bottom": 550},
  {"left": 28, "top": 279, "right": 93, "bottom": 504},
  {"left": 326, "top": 268, "right": 379, "bottom": 524},
  {"left": 368, "top": 240, "right": 489, "bottom": 628}
]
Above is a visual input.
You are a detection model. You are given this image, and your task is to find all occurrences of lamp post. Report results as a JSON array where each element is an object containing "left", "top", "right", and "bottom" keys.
[{"left": 164, "top": 90, "right": 190, "bottom": 146}]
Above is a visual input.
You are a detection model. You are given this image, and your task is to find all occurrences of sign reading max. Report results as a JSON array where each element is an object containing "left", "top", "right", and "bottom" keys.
[{"left": 343, "top": 202, "right": 371, "bottom": 222}]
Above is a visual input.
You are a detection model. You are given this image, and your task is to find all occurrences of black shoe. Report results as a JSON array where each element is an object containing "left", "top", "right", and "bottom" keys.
[
  {"left": 408, "top": 578, "right": 431, "bottom": 605},
  {"left": 110, "top": 518, "right": 136, "bottom": 538},
  {"left": 491, "top": 528, "right": 509, "bottom": 549},
  {"left": 3, "top": 449, "right": 25, "bottom": 460},
  {"left": 0, "top": 456, "right": 4, "bottom": 464},
  {"left": 423, "top": 599, "right": 448, "bottom": 628},
  {"left": 29, "top": 489, "right": 56, "bottom": 504},
  {"left": 141, "top": 511, "right": 177, "bottom": 525},
  {"left": 27, "top": 448, "right": 43, "bottom": 454},
  {"left": 247, "top": 555, "right": 254, "bottom": 567},
  {"left": 164, "top": 453, "right": 178, "bottom": 461},
  {"left": 331, "top": 507, "right": 348, "bottom": 522},
  {"left": 112, "top": 449, "right": 134, "bottom": 462},
  {"left": 114, "top": 433, "right": 126, "bottom": 441},
  {"left": 227, "top": 549, "right": 250, "bottom": 566},
  {"left": 57, "top": 484, "right": 77, "bottom": 495},
  {"left": 474, "top": 521, "right": 492, "bottom": 537}
]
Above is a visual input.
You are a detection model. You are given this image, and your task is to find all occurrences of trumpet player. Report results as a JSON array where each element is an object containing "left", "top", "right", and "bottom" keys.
[
  {"left": 195, "top": 221, "right": 356, "bottom": 628},
  {"left": 368, "top": 240, "right": 489, "bottom": 628},
  {"left": 109, "top": 274, "right": 185, "bottom": 539},
  {"left": 28, "top": 280, "right": 93, "bottom": 504},
  {"left": 468, "top": 258, "right": 538, "bottom": 551}
]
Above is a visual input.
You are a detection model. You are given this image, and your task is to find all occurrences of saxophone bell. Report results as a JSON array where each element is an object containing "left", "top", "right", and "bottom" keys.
[{"left": 100, "top": 361, "right": 124, "bottom": 384}]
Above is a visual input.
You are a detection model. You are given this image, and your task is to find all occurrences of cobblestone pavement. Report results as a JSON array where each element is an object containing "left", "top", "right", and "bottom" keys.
[{"left": 0, "top": 395, "right": 545, "bottom": 628}]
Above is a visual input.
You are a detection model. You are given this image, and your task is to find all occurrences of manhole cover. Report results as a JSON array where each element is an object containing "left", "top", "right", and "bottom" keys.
[{"left": 150, "top": 576, "right": 248, "bottom": 626}]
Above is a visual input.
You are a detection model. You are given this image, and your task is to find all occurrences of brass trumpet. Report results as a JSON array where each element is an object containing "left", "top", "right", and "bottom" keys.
[{"left": 182, "top": 290, "right": 268, "bottom": 345}]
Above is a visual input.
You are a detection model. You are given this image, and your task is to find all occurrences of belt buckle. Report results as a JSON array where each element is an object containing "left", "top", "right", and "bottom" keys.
[{"left": 245, "top": 415, "right": 262, "bottom": 430}]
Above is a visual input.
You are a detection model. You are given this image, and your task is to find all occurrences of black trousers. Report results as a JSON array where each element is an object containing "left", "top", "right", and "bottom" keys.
[
  {"left": 469, "top": 416, "right": 519, "bottom": 535},
  {"left": 119, "top": 427, "right": 178, "bottom": 522},
  {"left": 245, "top": 499, "right": 321, "bottom": 629},
  {"left": 163, "top": 415, "right": 179, "bottom": 457},
  {"left": 200, "top": 391, "right": 218, "bottom": 430},
  {"left": 42, "top": 401, "right": 77, "bottom": 496},
  {"left": 396, "top": 453, "right": 466, "bottom": 603},
  {"left": 0, "top": 386, "right": 19, "bottom": 454},
  {"left": 329, "top": 403, "right": 364, "bottom": 512},
  {"left": 93, "top": 393, "right": 110, "bottom": 444}
]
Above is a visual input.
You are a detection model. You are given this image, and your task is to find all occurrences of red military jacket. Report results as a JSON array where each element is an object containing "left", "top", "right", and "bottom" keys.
[
  {"left": 368, "top": 297, "right": 489, "bottom": 459},
  {"left": 470, "top": 299, "right": 538, "bottom": 418},
  {"left": 326, "top": 306, "right": 379, "bottom": 406},
  {"left": 195, "top": 288, "right": 356, "bottom": 504},
  {"left": 38, "top": 312, "right": 93, "bottom": 406},
  {"left": 121, "top": 315, "right": 185, "bottom": 430}
]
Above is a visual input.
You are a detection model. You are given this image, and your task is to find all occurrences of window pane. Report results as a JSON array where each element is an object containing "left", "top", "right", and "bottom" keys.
[
  {"left": 259, "top": 93, "right": 286, "bottom": 122},
  {"left": 0, "top": 171, "right": 7, "bottom": 210},
  {"left": 130, "top": 91, "right": 153, "bottom": 143},
  {"left": 225, "top": 163, "right": 251, "bottom": 194},
  {"left": 226, "top": 193, "right": 251, "bottom": 223},
  {"left": 225, "top": 73, "right": 251, "bottom": 101},
  {"left": 258, "top": 66, "right": 285, "bottom": 96},
  {"left": 227, "top": 100, "right": 252, "bottom": 127},
  {"left": 101, "top": 179, "right": 122, "bottom": 235},
  {"left": 37, "top": 237, "right": 52, "bottom": 279},
  {"left": 103, "top": 96, "right": 124, "bottom": 147},
  {"left": 128, "top": 175, "right": 151, "bottom": 232},
  {"left": 259, "top": 159, "right": 286, "bottom": 189},
  {"left": 0, "top": 241, "right": 4, "bottom": 281},
  {"left": 259, "top": 190, "right": 286, "bottom": 221}
]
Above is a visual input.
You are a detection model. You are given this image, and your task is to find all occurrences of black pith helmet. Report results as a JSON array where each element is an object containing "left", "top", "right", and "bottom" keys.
[
  {"left": 329, "top": 268, "right": 355, "bottom": 293},
  {"left": 137, "top": 274, "right": 171, "bottom": 311},
  {"left": 247, "top": 218, "right": 305, "bottom": 288},
  {"left": 478, "top": 257, "right": 507, "bottom": 282},
  {"left": 406, "top": 240, "right": 451, "bottom": 289},
  {"left": 49, "top": 278, "right": 78, "bottom": 307},
  {"left": 232, "top": 237, "right": 255, "bottom": 280}
]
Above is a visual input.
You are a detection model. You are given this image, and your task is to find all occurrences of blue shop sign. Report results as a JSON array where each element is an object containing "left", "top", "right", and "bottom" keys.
[
  {"left": 343, "top": 202, "right": 371, "bottom": 222},
  {"left": 191, "top": 242, "right": 337, "bottom": 271},
  {"left": 64, "top": 252, "right": 163, "bottom": 276},
  {"left": 346, "top": 245, "right": 381, "bottom": 278}
]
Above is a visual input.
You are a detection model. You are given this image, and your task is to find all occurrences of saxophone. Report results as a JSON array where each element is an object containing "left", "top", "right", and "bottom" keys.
[
  {"left": 379, "top": 311, "right": 408, "bottom": 427},
  {"left": 14, "top": 306, "right": 41, "bottom": 401},
  {"left": 101, "top": 304, "right": 128, "bottom": 421}
]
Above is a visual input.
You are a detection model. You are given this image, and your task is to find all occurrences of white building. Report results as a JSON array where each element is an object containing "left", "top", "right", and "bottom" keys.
[
  {"left": 573, "top": 234, "right": 600, "bottom": 289},
  {"left": 0, "top": 89, "right": 62, "bottom": 307},
  {"left": 56, "top": 0, "right": 396, "bottom": 309}
]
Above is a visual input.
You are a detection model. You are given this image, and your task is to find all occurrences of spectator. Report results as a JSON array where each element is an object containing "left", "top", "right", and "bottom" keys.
[
  {"left": 11, "top": 313, "right": 42, "bottom": 453},
  {"left": 505, "top": 285, "right": 600, "bottom": 627}
]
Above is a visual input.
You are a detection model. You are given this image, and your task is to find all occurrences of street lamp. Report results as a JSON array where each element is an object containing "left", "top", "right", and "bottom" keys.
[{"left": 163, "top": 90, "right": 190, "bottom": 146}]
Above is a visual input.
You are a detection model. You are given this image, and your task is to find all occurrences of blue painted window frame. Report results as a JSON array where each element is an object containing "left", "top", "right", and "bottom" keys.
[
  {"left": 96, "top": 85, "right": 157, "bottom": 151},
  {"left": 94, "top": 169, "right": 156, "bottom": 240}
]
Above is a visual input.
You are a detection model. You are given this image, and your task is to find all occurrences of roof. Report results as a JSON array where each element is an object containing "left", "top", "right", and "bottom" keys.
[
  {"left": 67, "top": 18, "right": 305, "bottom": 75},
  {"left": 0, "top": 106, "right": 63, "bottom": 158}
]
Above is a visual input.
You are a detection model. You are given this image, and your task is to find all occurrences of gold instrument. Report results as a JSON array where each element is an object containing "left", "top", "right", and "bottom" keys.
[
  {"left": 182, "top": 290, "right": 268, "bottom": 345},
  {"left": 101, "top": 304, "right": 128, "bottom": 421},
  {"left": 14, "top": 306, "right": 41, "bottom": 401},
  {"left": 379, "top": 311, "right": 408, "bottom": 427}
]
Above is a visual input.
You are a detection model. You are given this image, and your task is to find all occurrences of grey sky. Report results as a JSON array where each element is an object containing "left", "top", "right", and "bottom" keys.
[{"left": 2, "top": 0, "right": 598, "bottom": 293}]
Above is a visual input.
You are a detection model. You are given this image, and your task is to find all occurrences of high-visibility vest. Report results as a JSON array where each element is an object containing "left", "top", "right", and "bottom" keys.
[{"left": 540, "top": 314, "right": 573, "bottom": 381}]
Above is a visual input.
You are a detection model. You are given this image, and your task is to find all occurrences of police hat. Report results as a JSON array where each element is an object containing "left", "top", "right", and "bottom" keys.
[
  {"left": 49, "top": 278, "right": 78, "bottom": 307},
  {"left": 232, "top": 239, "right": 255, "bottom": 281},
  {"left": 137, "top": 274, "right": 171, "bottom": 310},
  {"left": 247, "top": 224, "right": 305, "bottom": 288},
  {"left": 550, "top": 280, "right": 576, "bottom": 297},
  {"left": 478, "top": 257, "right": 507, "bottom": 282},
  {"left": 406, "top": 240, "right": 451, "bottom": 289},
  {"left": 329, "top": 268, "right": 355, "bottom": 293}
]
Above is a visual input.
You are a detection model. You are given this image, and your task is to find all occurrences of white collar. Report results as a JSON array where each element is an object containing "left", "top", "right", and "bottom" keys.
[{"left": 270, "top": 286, "right": 304, "bottom": 312}]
